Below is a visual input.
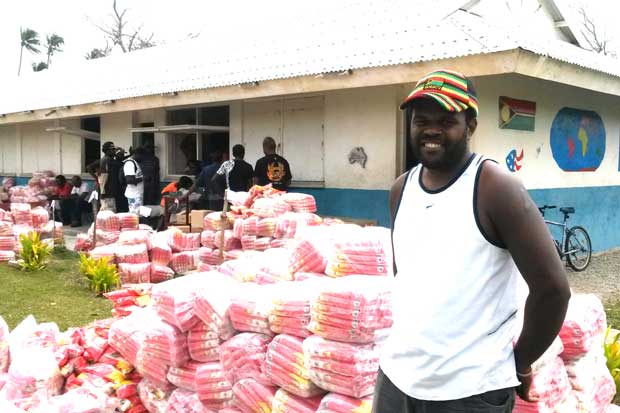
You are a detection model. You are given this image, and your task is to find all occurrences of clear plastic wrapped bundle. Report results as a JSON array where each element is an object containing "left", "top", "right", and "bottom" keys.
[
  {"left": 118, "top": 263, "right": 151, "bottom": 284},
  {"left": 218, "top": 258, "right": 259, "bottom": 283},
  {"left": 269, "top": 280, "right": 324, "bottom": 338},
  {"left": 0, "top": 220, "right": 13, "bottom": 237},
  {"left": 272, "top": 388, "right": 323, "bottom": 413},
  {"left": 167, "top": 360, "right": 202, "bottom": 391},
  {"left": 165, "top": 388, "right": 212, "bottom": 413},
  {"left": 0, "top": 236, "right": 15, "bottom": 251},
  {"left": 324, "top": 232, "right": 389, "bottom": 277},
  {"left": 117, "top": 213, "right": 140, "bottom": 230},
  {"left": 231, "top": 378, "right": 277, "bottom": 413},
  {"left": 28, "top": 386, "right": 120, "bottom": 413},
  {"left": 197, "top": 249, "right": 223, "bottom": 266},
  {"left": 308, "top": 275, "right": 393, "bottom": 344},
  {"left": 241, "top": 235, "right": 256, "bottom": 251},
  {"left": 96, "top": 210, "right": 121, "bottom": 232},
  {"left": 288, "top": 239, "right": 328, "bottom": 275},
  {"left": 97, "top": 230, "right": 121, "bottom": 245},
  {"left": 0, "top": 250, "right": 16, "bottom": 262},
  {"left": 265, "top": 334, "right": 324, "bottom": 398},
  {"left": 115, "top": 244, "right": 150, "bottom": 264},
  {"left": 281, "top": 193, "right": 317, "bottom": 213},
  {"left": 0, "top": 315, "right": 9, "bottom": 373},
  {"left": 204, "top": 212, "right": 233, "bottom": 231},
  {"left": 0, "top": 208, "right": 12, "bottom": 223},
  {"left": 193, "top": 273, "right": 239, "bottom": 341},
  {"left": 151, "top": 274, "right": 207, "bottom": 332},
  {"left": 559, "top": 294, "right": 607, "bottom": 360},
  {"left": 74, "top": 233, "right": 93, "bottom": 252},
  {"left": 10, "top": 203, "right": 32, "bottom": 226},
  {"left": 274, "top": 213, "right": 299, "bottom": 239},
  {"left": 137, "top": 377, "right": 173, "bottom": 413},
  {"left": 151, "top": 264, "right": 175, "bottom": 284},
  {"left": 118, "top": 230, "right": 152, "bottom": 249},
  {"left": 136, "top": 321, "right": 190, "bottom": 386},
  {"left": 254, "top": 237, "right": 271, "bottom": 251},
  {"left": 187, "top": 323, "right": 222, "bottom": 362},
  {"left": 30, "top": 207, "right": 49, "bottom": 229},
  {"left": 201, "top": 230, "right": 216, "bottom": 248},
  {"left": 317, "top": 393, "right": 373, "bottom": 413},
  {"left": 151, "top": 234, "right": 173, "bottom": 265},
  {"left": 303, "top": 335, "right": 380, "bottom": 398},
  {"left": 167, "top": 228, "right": 201, "bottom": 252},
  {"left": 229, "top": 284, "right": 278, "bottom": 335},
  {"left": 170, "top": 251, "right": 198, "bottom": 274},
  {"left": 514, "top": 357, "right": 572, "bottom": 413},
  {"left": 219, "top": 332, "right": 272, "bottom": 385},
  {"left": 213, "top": 230, "right": 241, "bottom": 252},
  {"left": 89, "top": 245, "right": 117, "bottom": 263},
  {"left": 195, "top": 361, "right": 234, "bottom": 410},
  {"left": 241, "top": 217, "right": 259, "bottom": 237},
  {"left": 257, "top": 218, "right": 277, "bottom": 238}
]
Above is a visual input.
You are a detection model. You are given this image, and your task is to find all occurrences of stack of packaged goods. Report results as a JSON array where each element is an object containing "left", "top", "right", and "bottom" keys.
[
  {"left": 324, "top": 229, "right": 389, "bottom": 278},
  {"left": 559, "top": 295, "right": 616, "bottom": 413},
  {"left": 281, "top": 193, "right": 317, "bottom": 213},
  {"left": 166, "top": 387, "right": 212, "bottom": 413},
  {"left": 268, "top": 280, "right": 323, "bottom": 338},
  {"left": 103, "top": 284, "right": 152, "bottom": 317},
  {"left": 30, "top": 207, "right": 49, "bottom": 230},
  {"left": 219, "top": 332, "right": 272, "bottom": 386},
  {"left": 272, "top": 388, "right": 322, "bottom": 413},
  {"left": 116, "top": 244, "right": 151, "bottom": 284},
  {"left": 10, "top": 203, "right": 32, "bottom": 227},
  {"left": 151, "top": 274, "right": 203, "bottom": 332},
  {"left": 195, "top": 362, "right": 234, "bottom": 410},
  {"left": 232, "top": 378, "right": 278, "bottom": 413},
  {"left": 137, "top": 377, "right": 173, "bottom": 413},
  {"left": 166, "top": 360, "right": 201, "bottom": 391},
  {"left": 265, "top": 334, "right": 324, "bottom": 398},
  {"left": 193, "top": 273, "right": 238, "bottom": 341},
  {"left": 117, "top": 213, "right": 139, "bottom": 231},
  {"left": 317, "top": 393, "right": 373, "bottom": 413},
  {"left": 229, "top": 284, "right": 277, "bottom": 336}
]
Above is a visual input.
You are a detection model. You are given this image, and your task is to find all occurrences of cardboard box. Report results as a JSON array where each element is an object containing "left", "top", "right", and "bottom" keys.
[
  {"left": 190, "top": 210, "right": 211, "bottom": 230},
  {"left": 173, "top": 225, "right": 190, "bottom": 233},
  {"left": 175, "top": 212, "right": 189, "bottom": 225}
]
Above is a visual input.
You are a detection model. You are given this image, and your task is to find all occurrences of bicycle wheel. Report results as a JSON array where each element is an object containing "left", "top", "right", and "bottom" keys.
[{"left": 566, "top": 226, "right": 592, "bottom": 271}]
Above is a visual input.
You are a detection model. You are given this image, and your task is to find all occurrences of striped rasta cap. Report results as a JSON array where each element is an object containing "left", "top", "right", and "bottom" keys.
[{"left": 400, "top": 69, "right": 479, "bottom": 117}]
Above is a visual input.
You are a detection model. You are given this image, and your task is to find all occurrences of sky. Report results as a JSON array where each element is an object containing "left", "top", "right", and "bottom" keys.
[{"left": 0, "top": 0, "right": 618, "bottom": 80}]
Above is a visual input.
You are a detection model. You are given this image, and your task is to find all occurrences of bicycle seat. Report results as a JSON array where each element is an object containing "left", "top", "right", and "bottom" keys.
[{"left": 560, "top": 207, "right": 575, "bottom": 215}]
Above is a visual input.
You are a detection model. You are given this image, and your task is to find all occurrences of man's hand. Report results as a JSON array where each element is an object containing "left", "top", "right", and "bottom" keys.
[{"left": 515, "top": 368, "right": 538, "bottom": 403}]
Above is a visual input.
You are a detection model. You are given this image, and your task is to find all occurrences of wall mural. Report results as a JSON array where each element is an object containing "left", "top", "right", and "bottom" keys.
[
  {"left": 499, "top": 96, "right": 536, "bottom": 131},
  {"left": 550, "top": 107, "right": 605, "bottom": 172},
  {"left": 506, "top": 149, "right": 524, "bottom": 172},
  {"left": 348, "top": 147, "right": 368, "bottom": 168}
]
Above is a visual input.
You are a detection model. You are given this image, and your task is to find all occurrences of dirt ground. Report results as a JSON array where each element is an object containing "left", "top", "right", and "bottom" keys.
[{"left": 566, "top": 249, "right": 620, "bottom": 300}]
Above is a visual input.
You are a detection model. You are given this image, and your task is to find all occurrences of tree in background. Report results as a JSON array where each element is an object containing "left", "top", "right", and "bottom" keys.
[
  {"left": 45, "top": 33, "right": 65, "bottom": 66},
  {"left": 87, "top": 0, "right": 155, "bottom": 58},
  {"left": 32, "top": 62, "right": 48, "bottom": 72},
  {"left": 579, "top": 7, "right": 615, "bottom": 56},
  {"left": 85, "top": 43, "right": 112, "bottom": 60},
  {"left": 18, "top": 27, "right": 41, "bottom": 76}
]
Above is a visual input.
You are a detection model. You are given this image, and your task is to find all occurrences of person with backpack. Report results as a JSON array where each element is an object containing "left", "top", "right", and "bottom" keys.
[{"left": 121, "top": 147, "right": 146, "bottom": 215}]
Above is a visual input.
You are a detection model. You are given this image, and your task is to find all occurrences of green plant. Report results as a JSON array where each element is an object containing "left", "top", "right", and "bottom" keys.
[
  {"left": 78, "top": 253, "right": 120, "bottom": 295},
  {"left": 604, "top": 326, "right": 620, "bottom": 401},
  {"left": 18, "top": 231, "right": 52, "bottom": 271}
]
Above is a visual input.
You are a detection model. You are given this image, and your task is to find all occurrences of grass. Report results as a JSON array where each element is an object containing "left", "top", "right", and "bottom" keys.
[
  {"left": 606, "top": 299, "right": 620, "bottom": 331},
  {"left": 0, "top": 246, "right": 113, "bottom": 330}
]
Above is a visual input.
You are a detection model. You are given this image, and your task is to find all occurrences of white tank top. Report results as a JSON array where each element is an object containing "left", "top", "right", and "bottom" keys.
[{"left": 380, "top": 154, "right": 520, "bottom": 400}]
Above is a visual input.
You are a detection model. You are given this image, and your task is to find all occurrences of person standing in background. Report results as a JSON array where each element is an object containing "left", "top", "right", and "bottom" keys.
[
  {"left": 123, "top": 147, "right": 145, "bottom": 215},
  {"left": 114, "top": 147, "right": 129, "bottom": 213},
  {"left": 87, "top": 141, "right": 119, "bottom": 212},
  {"left": 141, "top": 141, "right": 161, "bottom": 206},
  {"left": 216, "top": 144, "right": 254, "bottom": 192},
  {"left": 254, "top": 137, "right": 292, "bottom": 191}
]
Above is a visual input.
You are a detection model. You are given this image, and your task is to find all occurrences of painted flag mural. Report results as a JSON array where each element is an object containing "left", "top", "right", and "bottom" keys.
[
  {"left": 550, "top": 107, "right": 605, "bottom": 172},
  {"left": 499, "top": 96, "right": 536, "bottom": 131}
]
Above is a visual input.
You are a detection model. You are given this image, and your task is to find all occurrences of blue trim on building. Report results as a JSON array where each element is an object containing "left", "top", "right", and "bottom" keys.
[{"left": 291, "top": 187, "right": 390, "bottom": 227}]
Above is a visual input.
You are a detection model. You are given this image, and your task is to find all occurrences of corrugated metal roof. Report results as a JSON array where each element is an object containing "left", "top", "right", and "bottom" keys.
[{"left": 1, "top": 1, "right": 618, "bottom": 116}]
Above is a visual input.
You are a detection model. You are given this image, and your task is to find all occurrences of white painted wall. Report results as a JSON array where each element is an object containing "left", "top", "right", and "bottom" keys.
[
  {"left": 324, "top": 86, "right": 399, "bottom": 189},
  {"left": 472, "top": 74, "right": 620, "bottom": 189},
  {"left": 60, "top": 118, "right": 83, "bottom": 176},
  {"left": 101, "top": 112, "right": 133, "bottom": 150},
  {"left": 20, "top": 122, "right": 59, "bottom": 173},
  {"left": 0, "top": 125, "right": 17, "bottom": 174}
]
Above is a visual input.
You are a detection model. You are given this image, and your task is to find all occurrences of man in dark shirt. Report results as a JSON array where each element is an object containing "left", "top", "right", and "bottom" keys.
[
  {"left": 217, "top": 144, "right": 254, "bottom": 192},
  {"left": 141, "top": 142, "right": 161, "bottom": 206},
  {"left": 196, "top": 151, "right": 224, "bottom": 210},
  {"left": 87, "top": 141, "right": 120, "bottom": 211},
  {"left": 254, "top": 137, "right": 292, "bottom": 191}
]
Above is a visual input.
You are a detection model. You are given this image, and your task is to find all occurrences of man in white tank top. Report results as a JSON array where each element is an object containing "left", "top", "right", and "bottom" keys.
[{"left": 374, "top": 70, "right": 571, "bottom": 412}]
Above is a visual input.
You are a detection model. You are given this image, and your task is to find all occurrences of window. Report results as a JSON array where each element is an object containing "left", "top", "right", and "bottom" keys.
[
  {"left": 166, "top": 106, "right": 230, "bottom": 176},
  {"left": 81, "top": 117, "right": 101, "bottom": 173}
]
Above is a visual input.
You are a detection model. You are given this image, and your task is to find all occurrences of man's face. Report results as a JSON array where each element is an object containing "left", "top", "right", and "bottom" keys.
[
  {"left": 55, "top": 177, "right": 64, "bottom": 186},
  {"left": 105, "top": 147, "right": 116, "bottom": 157},
  {"left": 409, "top": 99, "right": 475, "bottom": 170},
  {"left": 71, "top": 177, "right": 81, "bottom": 187}
]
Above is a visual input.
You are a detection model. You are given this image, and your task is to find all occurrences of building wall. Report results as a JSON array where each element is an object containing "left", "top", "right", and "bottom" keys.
[
  {"left": 0, "top": 125, "right": 17, "bottom": 174},
  {"left": 101, "top": 112, "right": 133, "bottom": 151}
]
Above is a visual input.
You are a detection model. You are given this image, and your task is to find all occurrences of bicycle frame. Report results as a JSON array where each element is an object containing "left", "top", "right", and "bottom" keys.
[{"left": 544, "top": 218, "right": 583, "bottom": 257}]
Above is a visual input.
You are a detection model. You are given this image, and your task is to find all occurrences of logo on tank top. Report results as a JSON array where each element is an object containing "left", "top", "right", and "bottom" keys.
[{"left": 267, "top": 161, "right": 286, "bottom": 182}]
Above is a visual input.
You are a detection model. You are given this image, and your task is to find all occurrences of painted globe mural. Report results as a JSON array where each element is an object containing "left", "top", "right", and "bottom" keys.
[{"left": 550, "top": 107, "right": 605, "bottom": 172}]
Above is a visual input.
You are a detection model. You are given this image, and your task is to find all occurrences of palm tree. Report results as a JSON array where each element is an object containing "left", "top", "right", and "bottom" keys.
[
  {"left": 45, "top": 34, "right": 64, "bottom": 66},
  {"left": 18, "top": 27, "right": 41, "bottom": 76},
  {"left": 32, "top": 62, "right": 48, "bottom": 72}
]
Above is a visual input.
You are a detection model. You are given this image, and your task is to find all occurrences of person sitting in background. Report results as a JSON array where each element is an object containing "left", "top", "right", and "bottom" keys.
[
  {"left": 69, "top": 176, "right": 91, "bottom": 227},
  {"left": 160, "top": 176, "right": 193, "bottom": 207},
  {"left": 54, "top": 175, "right": 73, "bottom": 225}
]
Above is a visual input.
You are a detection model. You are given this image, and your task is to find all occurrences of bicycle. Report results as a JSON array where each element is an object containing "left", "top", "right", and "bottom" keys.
[{"left": 538, "top": 205, "right": 592, "bottom": 272}]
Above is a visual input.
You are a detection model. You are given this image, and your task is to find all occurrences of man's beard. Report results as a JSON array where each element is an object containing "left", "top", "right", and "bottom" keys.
[{"left": 412, "top": 132, "right": 468, "bottom": 170}]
